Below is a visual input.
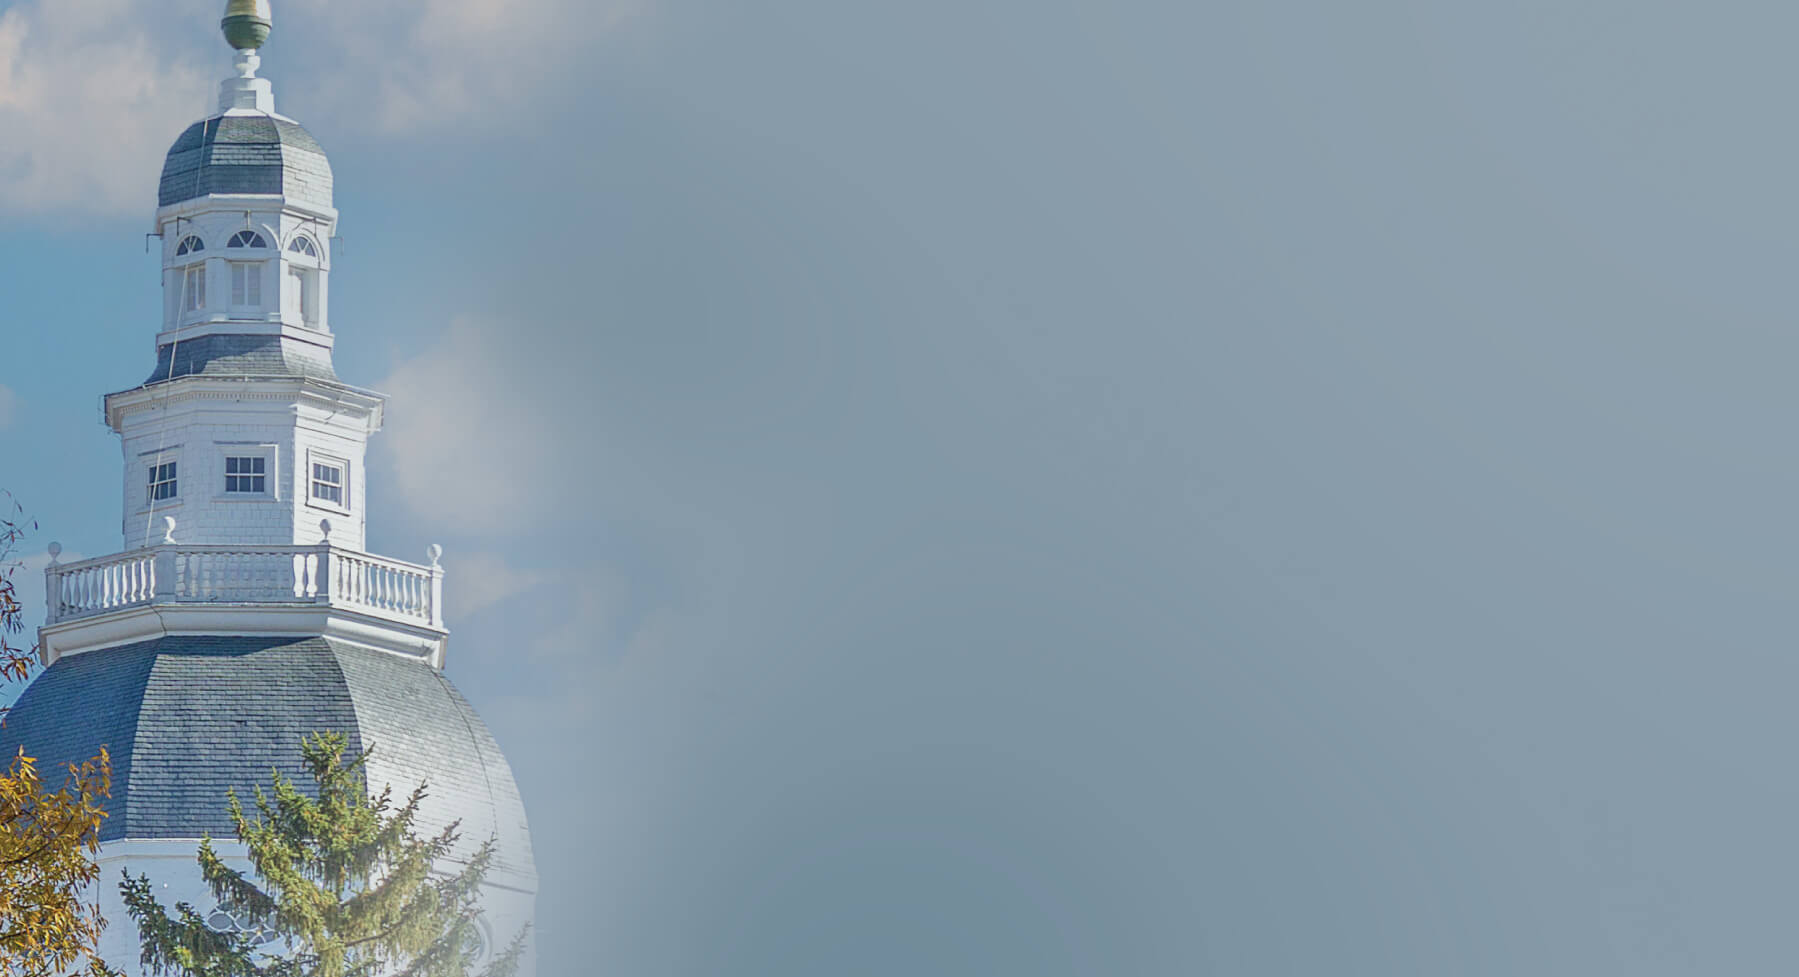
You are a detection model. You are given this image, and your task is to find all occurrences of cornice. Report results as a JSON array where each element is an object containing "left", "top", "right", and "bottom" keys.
[
  {"left": 154, "top": 193, "right": 338, "bottom": 233},
  {"left": 105, "top": 376, "right": 387, "bottom": 433},
  {"left": 39, "top": 603, "right": 448, "bottom": 669}
]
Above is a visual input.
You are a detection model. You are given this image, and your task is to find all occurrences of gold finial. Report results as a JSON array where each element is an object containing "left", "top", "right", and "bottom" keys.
[{"left": 221, "top": 0, "right": 272, "bottom": 52}]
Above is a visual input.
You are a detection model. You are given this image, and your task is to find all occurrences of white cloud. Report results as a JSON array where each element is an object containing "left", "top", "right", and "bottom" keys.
[
  {"left": 294, "top": 0, "right": 645, "bottom": 134},
  {"left": 374, "top": 319, "right": 558, "bottom": 532},
  {"left": 442, "top": 549, "right": 550, "bottom": 620},
  {"left": 0, "top": 2, "right": 211, "bottom": 216},
  {"left": 0, "top": 384, "right": 15, "bottom": 429},
  {"left": 0, "top": 0, "right": 643, "bottom": 217}
]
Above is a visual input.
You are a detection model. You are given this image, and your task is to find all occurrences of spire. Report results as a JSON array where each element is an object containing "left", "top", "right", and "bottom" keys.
[{"left": 217, "top": 0, "right": 276, "bottom": 113}]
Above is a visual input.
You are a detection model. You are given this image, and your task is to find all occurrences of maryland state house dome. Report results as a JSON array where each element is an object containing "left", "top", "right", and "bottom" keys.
[{"left": 0, "top": 5, "right": 538, "bottom": 972}]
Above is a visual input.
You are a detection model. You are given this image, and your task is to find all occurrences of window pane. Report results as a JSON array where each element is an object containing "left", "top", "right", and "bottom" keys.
[
  {"left": 226, "top": 457, "right": 239, "bottom": 474},
  {"left": 250, "top": 457, "right": 264, "bottom": 474},
  {"left": 251, "top": 475, "right": 265, "bottom": 493},
  {"left": 247, "top": 265, "right": 261, "bottom": 304}
]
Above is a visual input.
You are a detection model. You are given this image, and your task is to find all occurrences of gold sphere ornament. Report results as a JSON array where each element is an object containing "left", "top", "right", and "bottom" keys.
[{"left": 221, "top": 0, "right": 272, "bottom": 51}]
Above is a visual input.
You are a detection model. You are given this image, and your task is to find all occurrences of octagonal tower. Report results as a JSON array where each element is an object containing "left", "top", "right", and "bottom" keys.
[{"left": 0, "top": 7, "right": 538, "bottom": 973}]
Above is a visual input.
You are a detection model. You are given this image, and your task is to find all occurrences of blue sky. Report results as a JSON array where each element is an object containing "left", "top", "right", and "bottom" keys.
[{"left": 6, "top": 1, "right": 1799, "bottom": 974}]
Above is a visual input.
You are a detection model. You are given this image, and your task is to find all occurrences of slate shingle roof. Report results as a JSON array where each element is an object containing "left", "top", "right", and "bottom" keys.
[
  {"left": 158, "top": 115, "right": 333, "bottom": 209},
  {"left": 0, "top": 637, "right": 534, "bottom": 883},
  {"left": 143, "top": 334, "right": 338, "bottom": 384}
]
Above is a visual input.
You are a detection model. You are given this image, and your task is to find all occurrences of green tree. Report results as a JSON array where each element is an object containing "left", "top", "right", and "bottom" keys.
[
  {"left": 121, "top": 733, "right": 525, "bottom": 977},
  {"left": 0, "top": 497, "right": 118, "bottom": 977}
]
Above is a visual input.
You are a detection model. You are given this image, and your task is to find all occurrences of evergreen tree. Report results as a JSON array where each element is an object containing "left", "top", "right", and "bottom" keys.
[{"left": 120, "top": 733, "right": 525, "bottom": 977}]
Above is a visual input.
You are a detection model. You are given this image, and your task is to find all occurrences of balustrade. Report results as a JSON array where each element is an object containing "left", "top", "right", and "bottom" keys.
[{"left": 44, "top": 542, "right": 443, "bottom": 629}]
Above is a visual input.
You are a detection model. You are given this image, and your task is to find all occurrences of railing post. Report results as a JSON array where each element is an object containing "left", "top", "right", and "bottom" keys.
[
  {"left": 314, "top": 520, "right": 334, "bottom": 605},
  {"left": 427, "top": 544, "right": 444, "bottom": 629},
  {"left": 43, "top": 542, "right": 62, "bottom": 625},
  {"left": 152, "top": 546, "right": 177, "bottom": 601}
]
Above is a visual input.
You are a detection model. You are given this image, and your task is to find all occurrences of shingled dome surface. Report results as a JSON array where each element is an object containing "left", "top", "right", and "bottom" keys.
[
  {"left": 158, "top": 115, "right": 333, "bottom": 209},
  {"left": 0, "top": 637, "right": 534, "bottom": 883},
  {"left": 142, "top": 334, "right": 339, "bottom": 385}
]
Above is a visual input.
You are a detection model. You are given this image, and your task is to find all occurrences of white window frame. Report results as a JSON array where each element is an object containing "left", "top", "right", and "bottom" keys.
[
  {"left": 305, "top": 450, "right": 351, "bottom": 514},
  {"left": 141, "top": 452, "right": 182, "bottom": 511},
  {"left": 216, "top": 444, "right": 278, "bottom": 500},
  {"left": 230, "top": 261, "right": 263, "bottom": 308},
  {"left": 183, "top": 263, "right": 207, "bottom": 313}
]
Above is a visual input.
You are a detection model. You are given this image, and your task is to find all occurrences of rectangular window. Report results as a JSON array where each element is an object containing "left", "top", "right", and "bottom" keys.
[
  {"left": 224, "top": 455, "right": 266, "bottom": 494},
  {"left": 184, "top": 266, "right": 205, "bottom": 311},
  {"left": 231, "top": 262, "right": 261, "bottom": 306},
  {"left": 147, "top": 461, "right": 178, "bottom": 503},
  {"left": 311, "top": 462, "right": 344, "bottom": 506}
]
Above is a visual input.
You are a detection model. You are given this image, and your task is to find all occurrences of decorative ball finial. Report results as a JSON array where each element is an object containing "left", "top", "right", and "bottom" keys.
[
  {"left": 221, "top": 0, "right": 273, "bottom": 52},
  {"left": 319, "top": 518, "right": 333, "bottom": 543},
  {"left": 427, "top": 544, "right": 443, "bottom": 568},
  {"left": 46, "top": 541, "right": 61, "bottom": 565},
  {"left": 162, "top": 516, "right": 178, "bottom": 545}
]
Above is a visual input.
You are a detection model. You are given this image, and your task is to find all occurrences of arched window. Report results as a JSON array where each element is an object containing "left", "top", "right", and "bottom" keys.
[
  {"left": 175, "top": 236, "right": 205, "bottom": 256},
  {"left": 227, "top": 230, "right": 269, "bottom": 248},
  {"left": 287, "top": 235, "right": 319, "bottom": 258}
]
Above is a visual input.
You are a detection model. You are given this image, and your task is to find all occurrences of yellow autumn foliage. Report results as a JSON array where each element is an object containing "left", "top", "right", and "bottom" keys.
[{"left": 0, "top": 499, "right": 116, "bottom": 976}]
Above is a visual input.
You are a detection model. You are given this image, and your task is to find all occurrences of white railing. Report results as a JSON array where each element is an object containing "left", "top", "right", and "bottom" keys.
[{"left": 45, "top": 542, "right": 444, "bottom": 629}]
